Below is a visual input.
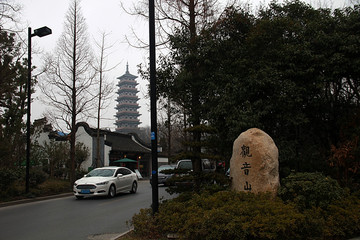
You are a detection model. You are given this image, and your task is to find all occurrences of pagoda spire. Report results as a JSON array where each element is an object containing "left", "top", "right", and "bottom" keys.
[{"left": 115, "top": 64, "right": 141, "bottom": 133}]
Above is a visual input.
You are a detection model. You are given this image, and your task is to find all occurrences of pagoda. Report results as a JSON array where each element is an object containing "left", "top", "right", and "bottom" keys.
[{"left": 115, "top": 64, "right": 141, "bottom": 133}]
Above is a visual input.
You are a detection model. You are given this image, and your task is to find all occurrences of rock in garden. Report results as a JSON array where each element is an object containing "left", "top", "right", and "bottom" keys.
[{"left": 230, "top": 128, "right": 279, "bottom": 195}]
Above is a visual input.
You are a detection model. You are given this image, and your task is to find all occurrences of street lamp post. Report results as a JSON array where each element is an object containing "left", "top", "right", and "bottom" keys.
[
  {"left": 26, "top": 26, "right": 52, "bottom": 194},
  {"left": 149, "top": 0, "right": 159, "bottom": 214}
]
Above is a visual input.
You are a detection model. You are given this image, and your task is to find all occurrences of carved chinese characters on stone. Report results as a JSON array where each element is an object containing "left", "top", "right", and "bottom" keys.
[
  {"left": 240, "top": 145, "right": 252, "bottom": 158},
  {"left": 230, "top": 128, "right": 280, "bottom": 195},
  {"left": 239, "top": 145, "right": 252, "bottom": 191},
  {"left": 241, "top": 161, "right": 251, "bottom": 175}
]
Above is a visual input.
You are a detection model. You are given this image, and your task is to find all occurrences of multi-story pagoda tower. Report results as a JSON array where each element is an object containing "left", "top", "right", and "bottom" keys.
[{"left": 115, "top": 64, "right": 141, "bottom": 133}]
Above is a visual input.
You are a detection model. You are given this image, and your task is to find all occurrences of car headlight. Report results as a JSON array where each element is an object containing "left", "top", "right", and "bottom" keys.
[
  {"left": 96, "top": 181, "right": 109, "bottom": 186},
  {"left": 74, "top": 182, "right": 78, "bottom": 187}
]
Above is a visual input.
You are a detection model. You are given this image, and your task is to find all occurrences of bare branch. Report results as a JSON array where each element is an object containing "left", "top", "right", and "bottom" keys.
[
  {"left": 0, "top": 0, "right": 22, "bottom": 29},
  {"left": 38, "top": 0, "right": 96, "bottom": 184},
  {"left": 122, "top": 0, "right": 221, "bottom": 51}
]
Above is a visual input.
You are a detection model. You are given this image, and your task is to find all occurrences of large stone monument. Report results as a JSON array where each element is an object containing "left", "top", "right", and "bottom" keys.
[{"left": 230, "top": 128, "right": 279, "bottom": 195}]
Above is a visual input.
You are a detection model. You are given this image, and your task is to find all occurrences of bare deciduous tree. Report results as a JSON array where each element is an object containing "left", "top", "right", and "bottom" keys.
[
  {"left": 0, "top": 0, "right": 21, "bottom": 30},
  {"left": 122, "top": 0, "right": 231, "bottom": 49},
  {"left": 40, "top": 0, "right": 96, "bottom": 185},
  {"left": 92, "top": 31, "right": 117, "bottom": 168}
]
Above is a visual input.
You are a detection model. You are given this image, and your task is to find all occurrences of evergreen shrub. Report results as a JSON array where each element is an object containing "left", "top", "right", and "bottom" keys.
[
  {"left": 0, "top": 168, "right": 22, "bottom": 198},
  {"left": 132, "top": 190, "right": 360, "bottom": 240},
  {"left": 131, "top": 208, "right": 162, "bottom": 240},
  {"left": 132, "top": 191, "right": 308, "bottom": 240},
  {"left": 166, "top": 172, "right": 231, "bottom": 195},
  {"left": 323, "top": 195, "right": 360, "bottom": 239},
  {"left": 131, "top": 171, "right": 360, "bottom": 240},
  {"left": 29, "top": 167, "right": 48, "bottom": 187},
  {"left": 278, "top": 172, "right": 345, "bottom": 210},
  {"left": 0, "top": 168, "right": 21, "bottom": 191},
  {"left": 36, "top": 179, "right": 70, "bottom": 194}
]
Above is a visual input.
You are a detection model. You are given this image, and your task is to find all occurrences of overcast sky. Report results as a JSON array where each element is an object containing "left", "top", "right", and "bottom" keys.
[
  {"left": 20, "top": 0, "right": 350, "bottom": 131},
  {"left": 22, "top": 0, "right": 149, "bottom": 130}
]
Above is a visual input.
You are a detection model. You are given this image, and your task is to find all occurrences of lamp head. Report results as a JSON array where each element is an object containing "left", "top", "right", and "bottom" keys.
[{"left": 33, "top": 26, "right": 52, "bottom": 37}]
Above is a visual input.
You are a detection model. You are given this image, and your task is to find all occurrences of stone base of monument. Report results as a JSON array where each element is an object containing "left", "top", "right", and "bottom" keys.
[{"left": 230, "top": 128, "right": 280, "bottom": 195}]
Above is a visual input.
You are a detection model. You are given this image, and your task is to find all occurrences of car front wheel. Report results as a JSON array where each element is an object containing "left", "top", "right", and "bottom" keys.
[
  {"left": 108, "top": 184, "right": 116, "bottom": 198},
  {"left": 130, "top": 181, "right": 137, "bottom": 193}
]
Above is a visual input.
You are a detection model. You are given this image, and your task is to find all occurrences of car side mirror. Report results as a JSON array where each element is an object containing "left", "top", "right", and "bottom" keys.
[{"left": 117, "top": 173, "right": 123, "bottom": 178}]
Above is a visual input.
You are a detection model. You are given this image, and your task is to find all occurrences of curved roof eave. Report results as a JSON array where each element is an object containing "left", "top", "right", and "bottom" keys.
[{"left": 117, "top": 73, "right": 137, "bottom": 80}]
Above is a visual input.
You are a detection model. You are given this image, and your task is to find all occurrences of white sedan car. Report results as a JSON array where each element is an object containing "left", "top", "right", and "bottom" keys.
[{"left": 73, "top": 166, "right": 138, "bottom": 199}]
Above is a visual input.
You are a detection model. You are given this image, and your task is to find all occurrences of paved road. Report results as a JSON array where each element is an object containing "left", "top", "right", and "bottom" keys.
[{"left": 0, "top": 180, "right": 171, "bottom": 240}]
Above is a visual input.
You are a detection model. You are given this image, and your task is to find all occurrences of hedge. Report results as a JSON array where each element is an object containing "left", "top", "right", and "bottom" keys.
[{"left": 131, "top": 172, "right": 360, "bottom": 240}]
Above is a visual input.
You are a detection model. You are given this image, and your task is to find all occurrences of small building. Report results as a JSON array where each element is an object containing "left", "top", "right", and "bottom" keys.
[
  {"left": 75, "top": 122, "right": 112, "bottom": 171},
  {"left": 34, "top": 119, "right": 152, "bottom": 177},
  {"left": 76, "top": 122, "right": 151, "bottom": 176}
]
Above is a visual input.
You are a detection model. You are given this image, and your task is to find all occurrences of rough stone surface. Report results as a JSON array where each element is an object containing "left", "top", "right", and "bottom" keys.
[{"left": 230, "top": 128, "right": 279, "bottom": 195}]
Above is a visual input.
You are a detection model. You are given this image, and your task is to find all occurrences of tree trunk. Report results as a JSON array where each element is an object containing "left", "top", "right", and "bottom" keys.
[
  {"left": 70, "top": 7, "right": 78, "bottom": 187},
  {"left": 167, "top": 97, "right": 171, "bottom": 162}
]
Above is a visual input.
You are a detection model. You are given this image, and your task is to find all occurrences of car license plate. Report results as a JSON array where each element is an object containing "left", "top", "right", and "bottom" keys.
[{"left": 81, "top": 189, "right": 90, "bottom": 194}]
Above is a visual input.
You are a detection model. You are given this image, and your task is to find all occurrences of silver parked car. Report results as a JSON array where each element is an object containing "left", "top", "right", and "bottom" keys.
[{"left": 73, "top": 166, "right": 138, "bottom": 199}]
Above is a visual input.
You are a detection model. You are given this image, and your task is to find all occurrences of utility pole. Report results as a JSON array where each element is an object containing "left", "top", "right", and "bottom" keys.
[{"left": 149, "top": 0, "right": 159, "bottom": 214}]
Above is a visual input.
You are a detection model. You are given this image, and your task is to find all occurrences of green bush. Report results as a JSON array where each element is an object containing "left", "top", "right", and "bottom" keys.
[
  {"left": 0, "top": 168, "right": 23, "bottom": 200},
  {"left": 54, "top": 168, "right": 67, "bottom": 179},
  {"left": 0, "top": 168, "right": 22, "bottom": 191},
  {"left": 132, "top": 190, "right": 360, "bottom": 240},
  {"left": 31, "top": 179, "right": 70, "bottom": 196},
  {"left": 323, "top": 195, "right": 360, "bottom": 239},
  {"left": 29, "top": 167, "right": 48, "bottom": 187},
  {"left": 131, "top": 208, "right": 162, "bottom": 240},
  {"left": 278, "top": 172, "right": 345, "bottom": 210},
  {"left": 166, "top": 172, "right": 231, "bottom": 195},
  {"left": 38, "top": 179, "right": 70, "bottom": 192},
  {"left": 132, "top": 191, "right": 308, "bottom": 240}
]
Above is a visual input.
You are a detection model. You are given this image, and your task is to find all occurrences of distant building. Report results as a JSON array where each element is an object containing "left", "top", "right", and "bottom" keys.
[
  {"left": 33, "top": 119, "right": 152, "bottom": 177},
  {"left": 115, "top": 64, "right": 141, "bottom": 133},
  {"left": 76, "top": 122, "right": 151, "bottom": 177}
]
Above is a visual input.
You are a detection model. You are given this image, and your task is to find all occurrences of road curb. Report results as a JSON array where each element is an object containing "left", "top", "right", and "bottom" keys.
[
  {"left": 0, "top": 192, "right": 73, "bottom": 208},
  {"left": 110, "top": 228, "right": 134, "bottom": 240}
]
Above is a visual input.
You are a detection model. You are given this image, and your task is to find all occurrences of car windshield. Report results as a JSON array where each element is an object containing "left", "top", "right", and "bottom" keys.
[
  {"left": 158, "top": 165, "right": 175, "bottom": 174},
  {"left": 158, "top": 165, "right": 174, "bottom": 171},
  {"left": 86, "top": 169, "right": 115, "bottom": 177},
  {"left": 177, "top": 161, "right": 193, "bottom": 170}
]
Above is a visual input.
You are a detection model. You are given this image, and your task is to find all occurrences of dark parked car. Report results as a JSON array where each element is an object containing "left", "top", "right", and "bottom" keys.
[
  {"left": 150, "top": 164, "right": 176, "bottom": 186},
  {"left": 176, "top": 159, "right": 216, "bottom": 172},
  {"left": 170, "top": 159, "right": 216, "bottom": 186}
]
